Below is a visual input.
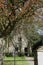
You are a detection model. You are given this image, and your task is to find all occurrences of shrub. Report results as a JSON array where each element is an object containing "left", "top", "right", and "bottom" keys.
[{"left": 5, "top": 53, "right": 13, "bottom": 57}]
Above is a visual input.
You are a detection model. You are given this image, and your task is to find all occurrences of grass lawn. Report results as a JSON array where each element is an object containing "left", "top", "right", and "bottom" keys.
[{"left": 3, "top": 56, "right": 30, "bottom": 65}]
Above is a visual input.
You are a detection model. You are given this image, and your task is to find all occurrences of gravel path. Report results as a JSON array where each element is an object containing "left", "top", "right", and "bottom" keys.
[{"left": 25, "top": 57, "right": 34, "bottom": 65}]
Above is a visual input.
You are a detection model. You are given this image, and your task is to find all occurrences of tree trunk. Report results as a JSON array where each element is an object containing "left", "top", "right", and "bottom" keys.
[
  {"left": 27, "top": 41, "right": 32, "bottom": 56},
  {"left": 18, "top": 36, "right": 22, "bottom": 56}
]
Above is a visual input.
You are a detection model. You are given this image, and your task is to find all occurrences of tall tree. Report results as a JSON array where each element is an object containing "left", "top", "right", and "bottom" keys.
[{"left": 0, "top": 0, "right": 37, "bottom": 37}]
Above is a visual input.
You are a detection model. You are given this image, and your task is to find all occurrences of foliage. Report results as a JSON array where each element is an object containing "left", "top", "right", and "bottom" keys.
[
  {"left": 0, "top": 0, "right": 43, "bottom": 48},
  {"left": 14, "top": 0, "right": 43, "bottom": 46},
  {"left": 5, "top": 53, "right": 13, "bottom": 57},
  {"left": 0, "top": 0, "right": 37, "bottom": 37}
]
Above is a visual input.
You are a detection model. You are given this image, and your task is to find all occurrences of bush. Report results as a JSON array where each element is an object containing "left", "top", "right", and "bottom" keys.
[
  {"left": 18, "top": 52, "right": 24, "bottom": 57},
  {"left": 5, "top": 53, "right": 13, "bottom": 57}
]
